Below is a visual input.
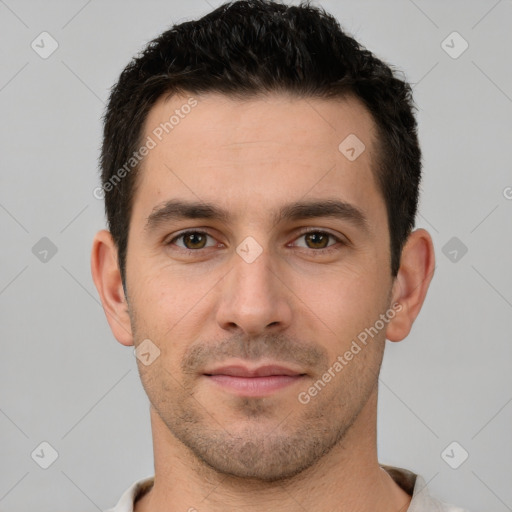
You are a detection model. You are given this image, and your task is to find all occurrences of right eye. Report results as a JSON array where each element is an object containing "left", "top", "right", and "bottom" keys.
[{"left": 167, "top": 230, "right": 219, "bottom": 251}]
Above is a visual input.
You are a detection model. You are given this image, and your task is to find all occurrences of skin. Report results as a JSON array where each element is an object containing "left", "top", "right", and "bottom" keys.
[{"left": 92, "top": 92, "right": 435, "bottom": 512}]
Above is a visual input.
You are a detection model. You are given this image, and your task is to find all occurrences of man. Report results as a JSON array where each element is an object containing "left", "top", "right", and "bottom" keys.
[{"left": 91, "top": 1, "right": 468, "bottom": 510}]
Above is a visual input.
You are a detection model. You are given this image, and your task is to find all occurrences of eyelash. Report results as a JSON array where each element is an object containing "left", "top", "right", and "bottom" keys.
[{"left": 166, "top": 229, "right": 345, "bottom": 255}]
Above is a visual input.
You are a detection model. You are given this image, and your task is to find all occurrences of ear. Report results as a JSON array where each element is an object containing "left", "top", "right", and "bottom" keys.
[
  {"left": 386, "top": 228, "right": 435, "bottom": 342},
  {"left": 91, "top": 229, "right": 134, "bottom": 346}
]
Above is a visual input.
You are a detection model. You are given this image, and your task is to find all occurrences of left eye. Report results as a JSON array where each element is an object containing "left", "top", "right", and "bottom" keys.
[
  {"left": 170, "top": 231, "right": 217, "bottom": 250},
  {"left": 292, "top": 231, "right": 339, "bottom": 249}
]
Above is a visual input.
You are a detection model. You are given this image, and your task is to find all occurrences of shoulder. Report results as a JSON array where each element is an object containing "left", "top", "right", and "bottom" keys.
[
  {"left": 435, "top": 503, "right": 471, "bottom": 512},
  {"left": 104, "top": 476, "right": 154, "bottom": 512},
  {"left": 410, "top": 472, "right": 470, "bottom": 512},
  {"left": 381, "top": 465, "right": 470, "bottom": 512}
]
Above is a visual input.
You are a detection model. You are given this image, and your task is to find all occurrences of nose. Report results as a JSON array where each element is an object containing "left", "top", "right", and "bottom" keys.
[{"left": 215, "top": 245, "right": 293, "bottom": 336}]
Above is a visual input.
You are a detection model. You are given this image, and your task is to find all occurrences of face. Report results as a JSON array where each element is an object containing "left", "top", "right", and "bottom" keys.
[{"left": 124, "top": 92, "right": 395, "bottom": 480}]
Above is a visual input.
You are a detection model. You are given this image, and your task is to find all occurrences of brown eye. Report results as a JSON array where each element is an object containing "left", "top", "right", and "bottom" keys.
[
  {"left": 170, "top": 231, "right": 216, "bottom": 250},
  {"left": 183, "top": 232, "right": 207, "bottom": 249},
  {"left": 290, "top": 230, "right": 342, "bottom": 252},
  {"left": 304, "top": 232, "right": 331, "bottom": 249}
]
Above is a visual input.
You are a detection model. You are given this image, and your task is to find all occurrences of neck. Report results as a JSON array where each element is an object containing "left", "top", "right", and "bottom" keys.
[{"left": 135, "top": 389, "right": 411, "bottom": 512}]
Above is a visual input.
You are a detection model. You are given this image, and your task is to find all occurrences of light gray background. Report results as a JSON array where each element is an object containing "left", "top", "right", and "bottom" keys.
[{"left": 0, "top": 0, "right": 511, "bottom": 510}]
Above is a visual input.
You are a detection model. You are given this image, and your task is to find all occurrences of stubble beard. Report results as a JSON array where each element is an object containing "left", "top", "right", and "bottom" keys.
[
  {"left": 143, "top": 349, "right": 382, "bottom": 483},
  {"left": 128, "top": 299, "right": 385, "bottom": 483}
]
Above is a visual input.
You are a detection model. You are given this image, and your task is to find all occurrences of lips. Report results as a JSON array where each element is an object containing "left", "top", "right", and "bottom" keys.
[
  {"left": 203, "top": 364, "right": 306, "bottom": 397},
  {"left": 204, "top": 364, "right": 305, "bottom": 378}
]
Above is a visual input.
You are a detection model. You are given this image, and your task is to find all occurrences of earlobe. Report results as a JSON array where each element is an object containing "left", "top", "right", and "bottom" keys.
[
  {"left": 386, "top": 228, "right": 435, "bottom": 342},
  {"left": 90, "top": 230, "right": 134, "bottom": 346}
]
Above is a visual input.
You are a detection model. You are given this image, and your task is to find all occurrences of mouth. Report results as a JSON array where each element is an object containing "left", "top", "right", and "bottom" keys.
[{"left": 203, "top": 364, "right": 307, "bottom": 397}]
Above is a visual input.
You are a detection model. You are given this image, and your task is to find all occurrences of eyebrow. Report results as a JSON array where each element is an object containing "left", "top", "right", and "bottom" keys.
[{"left": 144, "top": 198, "right": 369, "bottom": 234}]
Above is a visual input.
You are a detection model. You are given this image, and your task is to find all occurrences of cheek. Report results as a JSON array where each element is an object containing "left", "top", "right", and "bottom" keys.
[
  {"left": 296, "top": 260, "right": 383, "bottom": 305},
  {"left": 292, "top": 265, "right": 390, "bottom": 346},
  {"left": 130, "top": 265, "right": 209, "bottom": 325},
  {"left": 128, "top": 270, "right": 219, "bottom": 377}
]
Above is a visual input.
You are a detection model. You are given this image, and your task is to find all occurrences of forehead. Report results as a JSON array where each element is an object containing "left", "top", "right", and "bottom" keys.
[{"left": 133, "top": 92, "right": 384, "bottom": 229}]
